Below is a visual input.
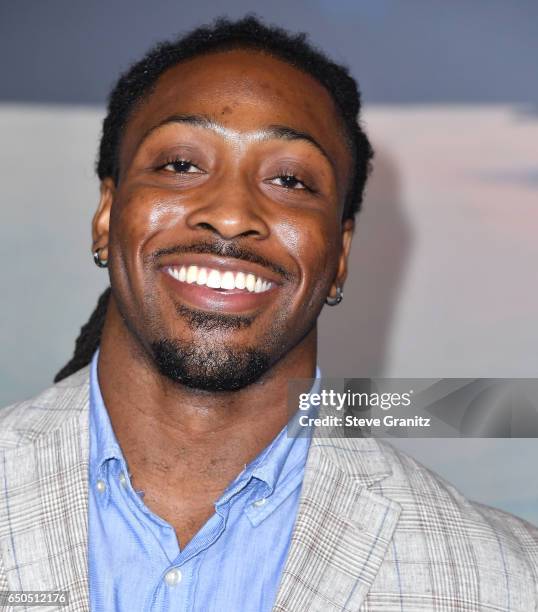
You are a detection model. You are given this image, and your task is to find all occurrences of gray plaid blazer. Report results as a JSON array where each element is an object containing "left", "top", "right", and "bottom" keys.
[{"left": 0, "top": 367, "right": 537, "bottom": 611}]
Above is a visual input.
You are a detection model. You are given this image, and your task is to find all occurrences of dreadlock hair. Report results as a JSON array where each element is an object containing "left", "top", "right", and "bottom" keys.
[
  {"left": 54, "top": 14, "right": 374, "bottom": 382},
  {"left": 54, "top": 287, "right": 111, "bottom": 382}
]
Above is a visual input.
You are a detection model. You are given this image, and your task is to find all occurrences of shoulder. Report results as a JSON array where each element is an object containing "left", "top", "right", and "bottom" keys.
[
  {"left": 0, "top": 366, "right": 90, "bottom": 449},
  {"left": 376, "top": 439, "right": 538, "bottom": 581}
]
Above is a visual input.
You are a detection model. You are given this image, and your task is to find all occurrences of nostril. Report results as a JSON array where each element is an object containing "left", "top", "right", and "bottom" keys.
[
  {"left": 238, "top": 229, "right": 261, "bottom": 238},
  {"left": 196, "top": 222, "right": 215, "bottom": 232}
]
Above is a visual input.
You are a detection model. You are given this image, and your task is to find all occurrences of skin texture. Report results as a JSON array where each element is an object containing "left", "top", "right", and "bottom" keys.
[{"left": 92, "top": 49, "right": 355, "bottom": 548}]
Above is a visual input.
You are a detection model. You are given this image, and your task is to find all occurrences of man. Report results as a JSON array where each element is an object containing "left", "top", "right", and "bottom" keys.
[{"left": 0, "top": 15, "right": 536, "bottom": 612}]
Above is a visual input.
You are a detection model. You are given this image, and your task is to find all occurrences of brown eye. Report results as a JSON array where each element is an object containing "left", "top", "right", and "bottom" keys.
[
  {"left": 161, "top": 159, "right": 202, "bottom": 174},
  {"left": 271, "top": 174, "right": 307, "bottom": 190}
]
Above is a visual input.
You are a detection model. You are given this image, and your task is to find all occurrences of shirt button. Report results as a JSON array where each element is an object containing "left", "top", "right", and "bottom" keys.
[
  {"left": 253, "top": 497, "right": 267, "bottom": 507},
  {"left": 119, "top": 472, "right": 127, "bottom": 487},
  {"left": 96, "top": 479, "right": 106, "bottom": 493},
  {"left": 164, "top": 568, "right": 182, "bottom": 587}
]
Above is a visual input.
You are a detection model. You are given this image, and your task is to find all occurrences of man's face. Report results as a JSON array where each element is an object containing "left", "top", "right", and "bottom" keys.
[{"left": 93, "top": 49, "right": 354, "bottom": 391}]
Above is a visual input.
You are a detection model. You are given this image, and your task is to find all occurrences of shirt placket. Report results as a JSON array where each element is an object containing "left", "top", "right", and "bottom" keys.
[{"left": 144, "top": 497, "right": 231, "bottom": 610}]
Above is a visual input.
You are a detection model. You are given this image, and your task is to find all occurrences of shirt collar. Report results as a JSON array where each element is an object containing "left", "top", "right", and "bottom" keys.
[
  {"left": 89, "top": 348, "right": 123, "bottom": 477},
  {"left": 218, "top": 370, "right": 321, "bottom": 505}
]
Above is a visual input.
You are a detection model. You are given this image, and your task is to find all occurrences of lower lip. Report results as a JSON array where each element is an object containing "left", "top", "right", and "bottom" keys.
[{"left": 161, "top": 270, "right": 278, "bottom": 313}]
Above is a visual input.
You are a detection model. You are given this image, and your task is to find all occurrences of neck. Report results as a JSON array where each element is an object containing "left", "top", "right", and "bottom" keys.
[{"left": 96, "top": 296, "right": 317, "bottom": 490}]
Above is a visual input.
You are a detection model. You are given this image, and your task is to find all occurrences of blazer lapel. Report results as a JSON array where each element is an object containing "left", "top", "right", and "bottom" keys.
[
  {"left": 273, "top": 433, "right": 401, "bottom": 612},
  {"left": 0, "top": 371, "right": 90, "bottom": 611}
]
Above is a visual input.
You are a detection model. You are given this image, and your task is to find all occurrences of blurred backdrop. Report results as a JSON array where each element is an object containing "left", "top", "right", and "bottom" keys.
[{"left": 1, "top": 1, "right": 537, "bottom": 524}]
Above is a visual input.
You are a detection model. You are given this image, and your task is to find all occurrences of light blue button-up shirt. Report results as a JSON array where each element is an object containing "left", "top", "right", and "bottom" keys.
[{"left": 88, "top": 350, "right": 320, "bottom": 611}]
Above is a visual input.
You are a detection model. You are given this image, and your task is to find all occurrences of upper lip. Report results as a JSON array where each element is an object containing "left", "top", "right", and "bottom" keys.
[{"left": 158, "top": 254, "right": 284, "bottom": 285}]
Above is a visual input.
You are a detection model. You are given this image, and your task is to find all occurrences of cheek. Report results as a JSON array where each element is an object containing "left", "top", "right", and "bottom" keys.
[
  {"left": 110, "top": 187, "right": 184, "bottom": 257},
  {"left": 274, "top": 214, "right": 341, "bottom": 290}
]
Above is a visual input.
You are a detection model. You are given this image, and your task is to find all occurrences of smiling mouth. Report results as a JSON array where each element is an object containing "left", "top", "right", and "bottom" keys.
[
  {"left": 164, "top": 265, "right": 274, "bottom": 293},
  {"left": 161, "top": 262, "right": 279, "bottom": 315}
]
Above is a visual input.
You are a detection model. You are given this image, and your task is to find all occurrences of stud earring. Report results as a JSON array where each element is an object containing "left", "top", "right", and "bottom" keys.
[
  {"left": 93, "top": 248, "right": 108, "bottom": 268},
  {"left": 325, "top": 286, "right": 343, "bottom": 306}
]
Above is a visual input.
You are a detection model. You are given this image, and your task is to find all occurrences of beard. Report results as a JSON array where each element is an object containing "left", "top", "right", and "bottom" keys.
[
  {"left": 149, "top": 303, "right": 279, "bottom": 391},
  {"left": 151, "top": 336, "right": 271, "bottom": 392}
]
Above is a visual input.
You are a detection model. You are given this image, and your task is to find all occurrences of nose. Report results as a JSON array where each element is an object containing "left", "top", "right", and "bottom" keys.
[{"left": 184, "top": 178, "right": 270, "bottom": 240}]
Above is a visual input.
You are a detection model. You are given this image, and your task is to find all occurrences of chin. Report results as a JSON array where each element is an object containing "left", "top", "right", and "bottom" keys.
[{"left": 150, "top": 337, "right": 271, "bottom": 392}]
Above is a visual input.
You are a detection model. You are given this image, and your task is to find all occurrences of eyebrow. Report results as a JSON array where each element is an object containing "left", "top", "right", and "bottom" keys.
[{"left": 136, "top": 113, "right": 334, "bottom": 169}]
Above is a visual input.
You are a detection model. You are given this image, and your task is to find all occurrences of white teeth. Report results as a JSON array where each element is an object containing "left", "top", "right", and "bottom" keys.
[
  {"left": 186, "top": 265, "right": 198, "bottom": 284},
  {"left": 221, "top": 270, "right": 235, "bottom": 290},
  {"left": 235, "top": 271, "right": 246, "bottom": 289},
  {"left": 196, "top": 267, "right": 207, "bottom": 285},
  {"left": 206, "top": 269, "right": 221, "bottom": 289},
  {"left": 245, "top": 274, "right": 256, "bottom": 292},
  {"left": 166, "top": 266, "right": 272, "bottom": 293}
]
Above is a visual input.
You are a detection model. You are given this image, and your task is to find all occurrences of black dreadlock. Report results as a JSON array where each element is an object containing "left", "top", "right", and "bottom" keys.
[
  {"left": 54, "top": 287, "right": 111, "bottom": 382},
  {"left": 54, "top": 15, "right": 373, "bottom": 382}
]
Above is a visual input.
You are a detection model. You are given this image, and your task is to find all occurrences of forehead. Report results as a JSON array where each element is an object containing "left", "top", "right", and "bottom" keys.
[{"left": 120, "top": 49, "right": 351, "bottom": 182}]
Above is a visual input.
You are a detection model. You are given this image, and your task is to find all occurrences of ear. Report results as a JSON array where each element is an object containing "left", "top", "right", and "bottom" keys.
[
  {"left": 91, "top": 178, "right": 115, "bottom": 262},
  {"left": 328, "top": 217, "right": 354, "bottom": 299}
]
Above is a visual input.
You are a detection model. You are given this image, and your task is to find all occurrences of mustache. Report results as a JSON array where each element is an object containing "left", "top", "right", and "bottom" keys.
[{"left": 147, "top": 240, "right": 293, "bottom": 281}]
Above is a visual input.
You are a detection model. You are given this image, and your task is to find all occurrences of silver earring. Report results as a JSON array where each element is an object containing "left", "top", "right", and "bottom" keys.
[
  {"left": 325, "top": 286, "right": 343, "bottom": 306},
  {"left": 93, "top": 248, "right": 108, "bottom": 268}
]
